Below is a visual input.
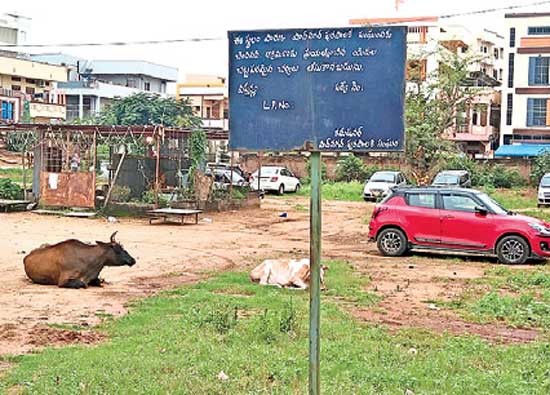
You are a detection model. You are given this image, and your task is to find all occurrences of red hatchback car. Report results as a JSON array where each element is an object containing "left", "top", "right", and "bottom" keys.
[{"left": 368, "top": 187, "right": 550, "bottom": 264}]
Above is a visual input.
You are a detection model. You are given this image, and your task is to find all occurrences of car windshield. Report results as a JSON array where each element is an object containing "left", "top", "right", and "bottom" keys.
[
  {"left": 433, "top": 174, "right": 459, "bottom": 184},
  {"left": 370, "top": 173, "right": 396, "bottom": 183},
  {"left": 541, "top": 176, "right": 550, "bottom": 187},
  {"left": 476, "top": 192, "right": 508, "bottom": 215}
]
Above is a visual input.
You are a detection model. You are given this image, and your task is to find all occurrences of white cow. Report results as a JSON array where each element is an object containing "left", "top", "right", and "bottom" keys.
[{"left": 250, "top": 258, "right": 327, "bottom": 289}]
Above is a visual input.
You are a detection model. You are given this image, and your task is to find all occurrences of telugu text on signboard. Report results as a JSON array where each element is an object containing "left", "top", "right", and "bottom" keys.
[{"left": 228, "top": 26, "right": 407, "bottom": 152}]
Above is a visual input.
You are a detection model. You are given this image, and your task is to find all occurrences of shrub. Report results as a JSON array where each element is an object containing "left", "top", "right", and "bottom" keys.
[
  {"left": 303, "top": 157, "right": 327, "bottom": 184},
  {"left": 444, "top": 155, "right": 526, "bottom": 188},
  {"left": 0, "top": 179, "right": 23, "bottom": 200},
  {"left": 141, "top": 190, "right": 168, "bottom": 207},
  {"left": 110, "top": 185, "right": 132, "bottom": 202},
  {"left": 531, "top": 151, "right": 550, "bottom": 185},
  {"left": 335, "top": 154, "right": 368, "bottom": 182}
]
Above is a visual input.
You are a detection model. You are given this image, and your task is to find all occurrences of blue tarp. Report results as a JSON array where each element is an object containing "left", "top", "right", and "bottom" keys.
[{"left": 494, "top": 144, "right": 550, "bottom": 157}]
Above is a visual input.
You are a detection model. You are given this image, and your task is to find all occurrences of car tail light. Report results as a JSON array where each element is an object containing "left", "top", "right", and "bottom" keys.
[{"left": 270, "top": 176, "right": 278, "bottom": 182}]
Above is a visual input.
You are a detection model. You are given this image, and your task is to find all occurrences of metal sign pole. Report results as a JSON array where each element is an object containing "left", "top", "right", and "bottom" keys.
[{"left": 309, "top": 151, "right": 321, "bottom": 395}]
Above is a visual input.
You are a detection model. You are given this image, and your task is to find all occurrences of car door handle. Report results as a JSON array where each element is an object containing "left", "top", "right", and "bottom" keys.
[{"left": 442, "top": 214, "right": 455, "bottom": 219}]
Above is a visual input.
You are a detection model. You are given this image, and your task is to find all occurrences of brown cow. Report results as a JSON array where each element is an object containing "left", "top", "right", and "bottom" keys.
[{"left": 23, "top": 232, "right": 136, "bottom": 288}]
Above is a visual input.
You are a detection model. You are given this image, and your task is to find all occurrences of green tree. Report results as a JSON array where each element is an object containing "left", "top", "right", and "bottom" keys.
[
  {"left": 531, "top": 150, "right": 550, "bottom": 185},
  {"left": 99, "top": 92, "right": 201, "bottom": 127},
  {"left": 406, "top": 51, "right": 484, "bottom": 185}
]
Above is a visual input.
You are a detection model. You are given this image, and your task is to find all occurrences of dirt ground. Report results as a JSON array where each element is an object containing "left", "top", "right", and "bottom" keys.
[{"left": 0, "top": 196, "right": 541, "bottom": 355}]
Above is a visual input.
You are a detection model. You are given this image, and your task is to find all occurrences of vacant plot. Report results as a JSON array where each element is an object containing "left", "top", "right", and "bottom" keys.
[{"left": 1, "top": 195, "right": 550, "bottom": 393}]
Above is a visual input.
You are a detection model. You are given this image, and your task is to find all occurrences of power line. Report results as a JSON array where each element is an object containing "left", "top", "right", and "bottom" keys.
[
  {"left": 0, "top": 0, "right": 548, "bottom": 49},
  {"left": 0, "top": 36, "right": 224, "bottom": 48}
]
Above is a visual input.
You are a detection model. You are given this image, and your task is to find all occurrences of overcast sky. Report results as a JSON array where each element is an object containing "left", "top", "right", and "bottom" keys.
[{"left": 1, "top": 0, "right": 545, "bottom": 81}]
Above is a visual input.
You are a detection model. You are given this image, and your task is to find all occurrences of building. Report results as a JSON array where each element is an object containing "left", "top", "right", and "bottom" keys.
[
  {"left": 176, "top": 75, "right": 229, "bottom": 162},
  {"left": 0, "top": 54, "right": 67, "bottom": 124},
  {"left": 349, "top": 16, "right": 503, "bottom": 158},
  {"left": 496, "top": 12, "right": 550, "bottom": 157},
  {"left": 31, "top": 54, "right": 178, "bottom": 121},
  {"left": 0, "top": 13, "right": 30, "bottom": 46}
]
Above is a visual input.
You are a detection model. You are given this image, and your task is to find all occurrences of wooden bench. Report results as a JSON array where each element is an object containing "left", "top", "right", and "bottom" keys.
[
  {"left": 0, "top": 199, "right": 31, "bottom": 213},
  {"left": 147, "top": 208, "right": 203, "bottom": 225}
]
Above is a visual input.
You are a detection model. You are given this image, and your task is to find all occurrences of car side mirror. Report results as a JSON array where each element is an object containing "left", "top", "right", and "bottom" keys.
[{"left": 475, "top": 206, "right": 488, "bottom": 216}]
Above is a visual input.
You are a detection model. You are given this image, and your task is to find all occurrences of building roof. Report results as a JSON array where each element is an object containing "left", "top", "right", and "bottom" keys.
[
  {"left": 494, "top": 144, "right": 550, "bottom": 157},
  {"left": 349, "top": 16, "right": 438, "bottom": 25},
  {"left": 505, "top": 12, "right": 550, "bottom": 18},
  {"left": 29, "top": 54, "right": 178, "bottom": 81},
  {"left": 88, "top": 60, "right": 178, "bottom": 82}
]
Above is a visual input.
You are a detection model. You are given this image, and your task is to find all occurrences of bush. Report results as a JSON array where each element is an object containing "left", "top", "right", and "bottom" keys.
[
  {"left": 141, "top": 190, "right": 168, "bottom": 207},
  {"left": 531, "top": 151, "right": 550, "bottom": 185},
  {"left": 335, "top": 154, "right": 368, "bottom": 182},
  {"left": 303, "top": 157, "right": 327, "bottom": 184},
  {"left": 110, "top": 185, "right": 132, "bottom": 202},
  {"left": 444, "top": 156, "right": 526, "bottom": 188},
  {"left": 0, "top": 179, "right": 23, "bottom": 200}
]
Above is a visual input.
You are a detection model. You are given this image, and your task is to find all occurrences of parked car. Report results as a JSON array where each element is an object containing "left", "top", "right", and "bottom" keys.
[
  {"left": 538, "top": 173, "right": 550, "bottom": 207},
  {"left": 363, "top": 171, "right": 407, "bottom": 202},
  {"left": 211, "top": 169, "right": 248, "bottom": 189},
  {"left": 368, "top": 186, "right": 550, "bottom": 264},
  {"left": 431, "top": 170, "right": 471, "bottom": 188},
  {"left": 250, "top": 166, "right": 301, "bottom": 195}
]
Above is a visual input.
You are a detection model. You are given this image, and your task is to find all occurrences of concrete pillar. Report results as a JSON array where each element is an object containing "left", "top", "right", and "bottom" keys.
[
  {"left": 78, "top": 94, "right": 84, "bottom": 119},
  {"left": 96, "top": 96, "right": 101, "bottom": 116}
]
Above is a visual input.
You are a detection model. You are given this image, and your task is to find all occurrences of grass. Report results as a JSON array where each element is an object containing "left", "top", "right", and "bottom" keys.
[
  {"left": 294, "top": 181, "right": 364, "bottom": 202},
  {"left": 0, "top": 168, "right": 27, "bottom": 184},
  {"left": 443, "top": 265, "right": 550, "bottom": 329},
  {"left": 3, "top": 262, "right": 550, "bottom": 394},
  {"left": 489, "top": 188, "right": 538, "bottom": 211}
]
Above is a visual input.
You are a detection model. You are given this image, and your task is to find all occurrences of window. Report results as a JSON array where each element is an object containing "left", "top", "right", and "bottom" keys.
[
  {"left": 11, "top": 85, "right": 20, "bottom": 91},
  {"left": 25, "top": 78, "right": 36, "bottom": 85},
  {"left": 442, "top": 194, "right": 478, "bottom": 212},
  {"left": 528, "top": 26, "right": 550, "bottom": 35},
  {"left": 494, "top": 48, "right": 499, "bottom": 59},
  {"left": 1, "top": 101, "right": 14, "bottom": 120},
  {"left": 144, "top": 82, "right": 151, "bottom": 91},
  {"left": 25, "top": 87, "right": 35, "bottom": 95},
  {"left": 509, "top": 27, "right": 516, "bottom": 47},
  {"left": 406, "top": 193, "right": 436, "bottom": 209},
  {"left": 11, "top": 76, "right": 21, "bottom": 82},
  {"left": 527, "top": 98, "right": 548, "bottom": 127},
  {"left": 508, "top": 53, "right": 515, "bottom": 88},
  {"left": 506, "top": 94, "right": 513, "bottom": 126},
  {"left": 529, "top": 57, "right": 550, "bottom": 85}
]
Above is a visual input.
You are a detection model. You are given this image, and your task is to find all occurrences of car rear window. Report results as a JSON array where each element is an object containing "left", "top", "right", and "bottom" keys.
[{"left": 406, "top": 193, "right": 436, "bottom": 209}]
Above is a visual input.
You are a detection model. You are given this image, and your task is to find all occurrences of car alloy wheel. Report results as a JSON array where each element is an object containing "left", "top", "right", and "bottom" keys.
[
  {"left": 377, "top": 228, "right": 407, "bottom": 256},
  {"left": 497, "top": 236, "right": 529, "bottom": 264}
]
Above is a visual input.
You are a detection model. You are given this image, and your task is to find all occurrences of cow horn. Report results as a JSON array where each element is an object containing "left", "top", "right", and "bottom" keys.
[{"left": 110, "top": 231, "right": 118, "bottom": 243}]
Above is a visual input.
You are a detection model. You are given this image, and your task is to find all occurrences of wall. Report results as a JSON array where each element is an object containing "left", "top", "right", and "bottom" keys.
[
  {"left": 237, "top": 153, "right": 533, "bottom": 182},
  {"left": 93, "top": 74, "right": 165, "bottom": 93}
]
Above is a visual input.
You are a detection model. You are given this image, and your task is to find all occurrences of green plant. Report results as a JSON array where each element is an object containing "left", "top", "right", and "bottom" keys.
[
  {"left": 141, "top": 190, "right": 168, "bottom": 207},
  {"left": 335, "top": 154, "right": 368, "bottom": 182},
  {"left": 188, "top": 129, "right": 208, "bottom": 188},
  {"left": 0, "top": 179, "right": 23, "bottom": 199},
  {"left": 303, "top": 157, "right": 327, "bottom": 184},
  {"left": 531, "top": 151, "right": 550, "bottom": 185},
  {"left": 110, "top": 185, "right": 132, "bottom": 202}
]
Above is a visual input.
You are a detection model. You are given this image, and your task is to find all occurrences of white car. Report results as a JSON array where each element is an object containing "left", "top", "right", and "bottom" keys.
[
  {"left": 250, "top": 166, "right": 301, "bottom": 195},
  {"left": 363, "top": 171, "right": 407, "bottom": 201},
  {"left": 538, "top": 172, "right": 550, "bottom": 207}
]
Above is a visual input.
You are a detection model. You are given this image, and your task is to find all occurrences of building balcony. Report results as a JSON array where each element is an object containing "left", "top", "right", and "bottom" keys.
[
  {"left": 57, "top": 80, "right": 166, "bottom": 99},
  {"left": 201, "top": 118, "right": 228, "bottom": 130},
  {"left": 451, "top": 125, "right": 496, "bottom": 142}
]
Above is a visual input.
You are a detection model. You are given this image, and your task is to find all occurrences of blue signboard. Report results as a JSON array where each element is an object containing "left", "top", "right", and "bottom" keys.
[{"left": 228, "top": 27, "right": 407, "bottom": 152}]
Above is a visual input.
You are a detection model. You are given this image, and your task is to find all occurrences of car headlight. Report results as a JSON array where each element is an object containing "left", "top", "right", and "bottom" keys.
[
  {"left": 539, "top": 190, "right": 545, "bottom": 198},
  {"left": 528, "top": 222, "right": 550, "bottom": 236}
]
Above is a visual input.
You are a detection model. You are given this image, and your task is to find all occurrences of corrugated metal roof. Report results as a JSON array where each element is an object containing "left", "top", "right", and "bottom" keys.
[{"left": 494, "top": 144, "right": 550, "bottom": 157}]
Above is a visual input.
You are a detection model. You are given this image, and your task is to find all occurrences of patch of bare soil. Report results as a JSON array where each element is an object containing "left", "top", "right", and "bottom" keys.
[
  {"left": 0, "top": 195, "right": 544, "bottom": 354},
  {"left": 351, "top": 259, "right": 539, "bottom": 344}
]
